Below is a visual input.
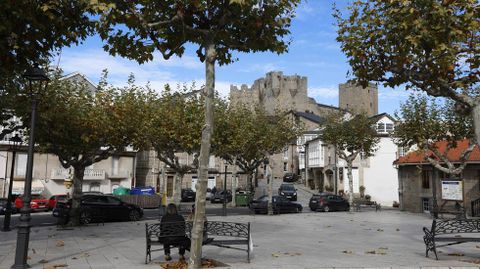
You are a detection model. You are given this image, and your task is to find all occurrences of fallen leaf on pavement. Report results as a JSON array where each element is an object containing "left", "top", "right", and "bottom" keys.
[
  {"left": 365, "top": 249, "right": 387, "bottom": 255},
  {"left": 396, "top": 228, "right": 400, "bottom": 231},
  {"left": 31, "top": 248, "right": 36, "bottom": 254},
  {"left": 55, "top": 240, "right": 65, "bottom": 247},
  {"left": 377, "top": 229, "right": 384, "bottom": 232},
  {"left": 342, "top": 250, "right": 353, "bottom": 254},
  {"left": 38, "top": 259, "right": 48, "bottom": 263},
  {"left": 272, "top": 253, "right": 281, "bottom": 257},
  {"left": 71, "top": 257, "right": 78, "bottom": 260},
  {"left": 461, "top": 259, "right": 480, "bottom": 264},
  {"left": 447, "top": 253, "right": 465, "bottom": 256},
  {"left": 44, "top": 264, "right": 68, "bottom": 269},
  {"left": 378, "top": 247, "right": 388, "bottom": 250},
  {"left": 476, "top": 245, "right": 480, "bottom": 249}
]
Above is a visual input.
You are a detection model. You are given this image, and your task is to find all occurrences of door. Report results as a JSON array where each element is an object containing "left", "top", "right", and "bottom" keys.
[
  {"left": 105, "top": 196, "right": 128, "bottom": 220},
  {"left": 326, "top": 195, "right": 337, "bottom": 210}
]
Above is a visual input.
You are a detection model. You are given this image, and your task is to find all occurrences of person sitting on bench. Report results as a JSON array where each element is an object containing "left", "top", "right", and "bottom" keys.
[{"left": 160, "top": 203, "right": 190, "bottom": 261}]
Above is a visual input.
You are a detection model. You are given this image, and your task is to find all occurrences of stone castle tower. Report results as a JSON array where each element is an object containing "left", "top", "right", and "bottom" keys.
[
  {"left": 339, "top": 82, "right": 378, "bottom": 116},
  {"left": 230, "top": 71, "right": 338, "bottom": 117}
]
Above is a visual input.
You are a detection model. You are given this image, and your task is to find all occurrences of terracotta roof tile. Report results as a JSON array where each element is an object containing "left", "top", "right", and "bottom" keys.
[{"left": 395, "top": 139, "right": 480, "bottom": 165}]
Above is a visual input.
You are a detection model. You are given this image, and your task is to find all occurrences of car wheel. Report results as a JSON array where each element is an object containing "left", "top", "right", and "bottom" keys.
[
  {"left": 129, "top": 210, "right": 141, "bottom": 221},
  {"left": 295, "top": 207, "right": 300, "bottom": 213},
  {"left": 323, "top": 206, "right": 330, "bottom": 212},
  {"left": 80, "top": 211, "right": 92, "bottom": 225},
  {"left": 345, "top": 206, "right": 350, "bottom": 212}
]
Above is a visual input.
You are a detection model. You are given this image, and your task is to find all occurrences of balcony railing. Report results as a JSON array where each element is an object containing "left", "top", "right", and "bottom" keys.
[{"left": 51, "top": 168, "right": 106, "bottom": 180}]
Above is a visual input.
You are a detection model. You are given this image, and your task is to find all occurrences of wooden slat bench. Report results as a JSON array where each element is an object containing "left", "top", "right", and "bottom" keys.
[
  {"left": 423, "top": 218, "right": 480, "bottom": 259},
  {"left": 145, "top": 220, "right": 251, "bottom": 263}
]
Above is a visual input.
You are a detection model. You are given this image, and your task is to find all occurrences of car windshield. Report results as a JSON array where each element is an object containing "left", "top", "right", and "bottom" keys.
[{"left": 281, "top": 185, "right": 295, "bottom": 190}]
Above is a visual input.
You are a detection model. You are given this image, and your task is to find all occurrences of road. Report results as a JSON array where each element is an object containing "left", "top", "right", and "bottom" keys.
[
  {"left": 0, "top": 181, "right": 317, "bottom": 229},
  {"left": 0, "top": 204, "right": 252, "bottom": 228}
]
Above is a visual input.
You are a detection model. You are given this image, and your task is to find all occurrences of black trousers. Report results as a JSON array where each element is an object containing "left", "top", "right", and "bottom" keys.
[{"left": 162, "top": 237, "right": 191, "bottom": 255}]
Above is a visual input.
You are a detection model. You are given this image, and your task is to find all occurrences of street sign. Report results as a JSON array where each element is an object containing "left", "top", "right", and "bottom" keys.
[{"left": 441, "top": 180, "right": 463, "bottom": 201}]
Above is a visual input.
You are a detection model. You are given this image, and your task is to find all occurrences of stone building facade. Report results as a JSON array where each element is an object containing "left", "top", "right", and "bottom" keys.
[{"left": 395, "top": 140, "right": 480, "bottom": 216}]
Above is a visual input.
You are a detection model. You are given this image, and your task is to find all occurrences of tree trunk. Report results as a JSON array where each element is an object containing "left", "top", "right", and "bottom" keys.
[
  {"left": 267, "top": 164, "right": 274, "bottom": 215},
  {"left": 230, "top": 156, "right": 238, "bottom": 207},
  {"left": 189, "top": 42, "right": 216, "bottom": 269},
  {"left": 471, "top": 103, "right": 480, "bottom": 145},
  {"left": 172, "top": 171, "right": 183, "bottom": 207},
  {"left": 70, "top": 167, "right": 85, "bottom": 226},
  {"left": 346, "top": 161, "right": 354, "bottom": 210}
]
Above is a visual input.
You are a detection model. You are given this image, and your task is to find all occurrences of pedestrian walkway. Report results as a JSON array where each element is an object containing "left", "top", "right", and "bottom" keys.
[{"left": 1, "top": 211, "right": 480, "bottom": 268}]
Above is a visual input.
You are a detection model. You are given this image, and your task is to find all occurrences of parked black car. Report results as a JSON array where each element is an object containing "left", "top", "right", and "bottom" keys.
[
  {"left": 309, "top": 193, "right": 349, "bottom": 212},
  {"left": 0, "top": 198, "right": 17, "bottom": 215},
  {"left": 278, "top": 183, "right": 297, "bottom": 201},
  {"left": 181, "top": 189, "right": 196, "bottom": 202},
  {"left": 283, "top": 173, "right": 297, "bottom": 182},
  {"left": 249, "top": 195, "right": 302, "bottom": 214},
  {"left": 53, "top": 194, "right": 143, "bottom": 224},
  {"left": 211, "top": 190, "right": 232, "bottom": 203}
]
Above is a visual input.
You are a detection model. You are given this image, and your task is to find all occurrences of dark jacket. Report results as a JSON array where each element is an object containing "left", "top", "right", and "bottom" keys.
[{"left": 160, "top": 214, "right": 186, "bottom": 237}]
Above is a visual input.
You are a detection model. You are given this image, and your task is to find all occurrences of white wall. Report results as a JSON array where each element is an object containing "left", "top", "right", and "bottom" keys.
[{"left": 363, "top": 137, "right": 399, "bottom": 206}]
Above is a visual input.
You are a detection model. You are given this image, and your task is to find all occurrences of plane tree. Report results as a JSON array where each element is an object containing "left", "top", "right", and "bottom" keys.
[
  {"left": 320, "top": 113, "right": 380, "bottom": 207},
  {"left": 21, "top": 71, "right": 155, "bottom": 225},
  {"left": 95, "top": 1, "right": 300, "bottom": 266},
  {"left": 335, "top": 0, "right": 479, "bottom": 142}
]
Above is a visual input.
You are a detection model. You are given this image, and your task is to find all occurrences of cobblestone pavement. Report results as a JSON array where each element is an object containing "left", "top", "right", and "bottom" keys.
[{"left": 2, "top": 210, "right": 480, "bottom": 269}]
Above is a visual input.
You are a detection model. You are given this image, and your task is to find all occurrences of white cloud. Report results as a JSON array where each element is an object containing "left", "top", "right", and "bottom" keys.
[
  {"left": 309, "top": 86, "right": 339, "bottom": 98},
  {"left": 55, "top": 48, "right": 234, "bottom": 98},
  {"left": 239, "top": 62, "right": 282, "bottom": 74}
]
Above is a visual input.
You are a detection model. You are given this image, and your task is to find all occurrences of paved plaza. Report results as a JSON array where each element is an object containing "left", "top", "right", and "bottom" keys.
[{"left": 2, "top": 210, "right": 480, "bottom": 269}]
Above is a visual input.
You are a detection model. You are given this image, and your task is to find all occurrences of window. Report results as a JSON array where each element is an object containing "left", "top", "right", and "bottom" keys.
[
  {"left": 283, "top": 162, "right": 287, "bottom": 172},
  {"left": 422, "top": 170, "right": 430, "bottom": 189},
  {"left": 283, "top": 147, "right": 288, "bottom": 159},
  {"left": 422, "top": 198, "right": 430, "bottom": 213},
  {"left": 385, "top": 123, "right": 394, "bottom": 133},
  {"left": 106, "top": 196, "right": 122, "bottom": 205},
  {"left": 112, "top": 156, "right": 119, "bottom": 175},
  {"left": 16, "top": 154, "right": 27, "bottom": 177},
  {"left": 90, "top": 182, "right": 101, "bottom": 192},
  {"left": 376, "top": 123, "right": 385, "bottom": 133}
]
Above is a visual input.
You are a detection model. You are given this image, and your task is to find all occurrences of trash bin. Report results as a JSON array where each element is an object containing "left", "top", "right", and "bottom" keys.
[
  {"left": 130, "top": 186, "right": 155, "bottom": 195},
  {"left": 113, "top": 187, "right": 130, "bottom": 196},
  {"left": 235, "top": 193, "right": 252, "bottom": 207}
]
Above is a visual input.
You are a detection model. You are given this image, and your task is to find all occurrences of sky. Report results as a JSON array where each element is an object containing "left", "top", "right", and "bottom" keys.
[{"left": 53, "top": 0, "right": 411, "bottom": 115}]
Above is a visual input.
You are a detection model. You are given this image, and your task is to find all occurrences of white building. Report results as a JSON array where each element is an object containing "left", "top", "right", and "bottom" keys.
[{"left": 302, "top": 113, "right": 399, "bottom": 206}]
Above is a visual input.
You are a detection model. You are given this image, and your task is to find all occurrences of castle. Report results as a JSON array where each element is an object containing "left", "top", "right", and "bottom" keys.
[{"left": 229, "top": 71, "right": 379, "bottom": 180}]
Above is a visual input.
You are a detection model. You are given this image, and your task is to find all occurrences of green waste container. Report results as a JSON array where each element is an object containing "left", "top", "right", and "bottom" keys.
[
  {"left": 235, "top": 193, "right": 252, "bottom": 207},
  {"left": 113, "top": 187, "right": 130, "bottom": 196}
]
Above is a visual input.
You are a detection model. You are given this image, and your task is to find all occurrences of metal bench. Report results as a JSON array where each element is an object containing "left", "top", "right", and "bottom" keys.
[
  {"left": 145, "top": 220, "right": 251, "bottom": 263},
  {"left": 423, "top": 218, "right": 480, "bottom": 259},
  {"left": 203, "top": 221, "right": 251, "bottom": 262},
  {"left": 145, "top": 221, "right": 190, "bottom": 264}
]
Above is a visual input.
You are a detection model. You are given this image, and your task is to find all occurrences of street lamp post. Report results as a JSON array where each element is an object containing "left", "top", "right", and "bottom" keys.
[
  {"left": 3, "top": 134, "right": 23, "bottom": 232},
  {"left": 223, "top": 164, "right": 228, "bottom": 217},
  {"left": 12, "top": 64, "right": 49, "bottom": 269}
]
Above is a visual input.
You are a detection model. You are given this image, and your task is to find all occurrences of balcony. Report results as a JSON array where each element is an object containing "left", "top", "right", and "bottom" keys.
[{"left": 51, "top": 168, "right": 106, "bottom": 180}]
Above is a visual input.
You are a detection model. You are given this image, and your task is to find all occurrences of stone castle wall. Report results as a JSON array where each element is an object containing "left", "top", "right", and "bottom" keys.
[{"left": 339, "top": 82, "right": 378, "bottom": 116}]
